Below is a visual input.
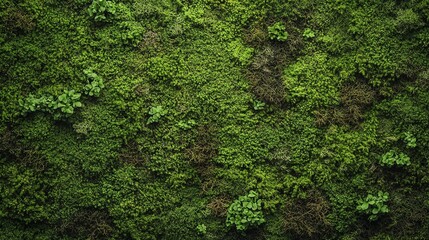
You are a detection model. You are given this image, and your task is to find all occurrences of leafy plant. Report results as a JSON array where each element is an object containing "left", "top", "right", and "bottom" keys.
[
  {"left": 19, "top": 90, "right": 82, "bottom": 118},
  {"left": 19, "top": 94, "right": 51, "bottom": 114},
  {"left": 119, "top": 21, "right": 145, "bottom": 46},
  {"left": 282, "top": 53, "right": 342, "bottom": 110},
  {"left": 87, "top": 0, "right": 117, "bottom": 22},
  {"left": 380, "top": 150, "right": 411, "bottom": 167},
  {"left": 403, "top": 132, "right": 416, "bottom": 148},
  {"left": 356, "top": 191, "right": 389, "bottom": 221},
  {"left": 54, "top": 90, "right": 82, "bottom": 116},
  {"left": 0, "top": 166, "right": 48, "bottom": 223},
  {"left": 395, "top": 9, "right": 422, "bottom": 33},
  {"left": 196, "top": 224, "right": 207, "bottom": 235},
  {"left": 177, "top": 119, "right": 196, "bottom": 130},
  {"left": 83, "top": 69, "right": 105, "bottom": 97},
  {"left": 252, "top": 100, "right": 265, "bottom": 110},
  {"left": 227, "top": 39, "right": 254, "bottom": 66},
  {"left": 268, "top": 22, "right": 288, "bottom": 41},
  {"left": 147, "top": 106, "right": 167, "bottom": 124},
  {"left": 303, "top": 28, "right": 315, "bottom": 38},
  {"left": 226, "top": 191, "right": 265, "bottom": 231}
]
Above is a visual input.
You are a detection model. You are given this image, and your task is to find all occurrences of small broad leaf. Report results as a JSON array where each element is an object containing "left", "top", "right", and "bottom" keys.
[
  {"left": 72, "top": 93, "right": 81, "bottom": 100},
  {"left": 252, "top": 203, "right": 258, "bottom": 210},
  {"left": 58, "top": 94, "right": 67, "bottom": 102},
  {"left": 55, "top": 103, "right": 65, "bottom": 109},
  {"left": 62, "top": 106, "right": 74, "bottom": 114},
  {"left": 360, "top": 202, "right": 369, "bottom": 210}
]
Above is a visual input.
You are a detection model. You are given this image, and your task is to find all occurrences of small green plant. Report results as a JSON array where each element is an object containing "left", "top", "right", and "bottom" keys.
[
  {"left": 119, "top": 21, "right": 145, "bottom": 46},
  {"left": 227, "top": 40, "right": 254, "bottom": 66},
  {"left": 177, "top": 119, "right": 196, "bottom": 130},
  {"left": 54, "top": 90, "right": 82, "bottom": 116},
  {"left": 196, "top": 224, "right": 207, "bottom": 235},
  {"left": 303, "top": 28, "right": 315, "bottom": 38},
  {"left": 403, "top": 132, "right": 416, "bottom": 148},
  {"left": 19, "top": 90, "right": 82, "bottom": 118},
  {"left": 226, "top": 191, "right": 265, "bottom": 231},
  {"left": 252, "top": 100, "right": 265, "bottom": 111},
  {"left": 357, "top": 191, "right": 389, "bottom": 221},
  {"left": 83, "top": 69, "right": 105, "bottom": 97},
  {"left": 87, "top": 0, "right": 117, "bottom": 22},
  {"left": 19, "top": 94, "right": 50, "bottom": 113},
  {"left": 147, "top": 106, "right": 168, "bottom": 124},
  {"left": 380, "top": 150, "right": 411, "bottom": 167},
  {"left": 268, "top": 22, "right": 288, "bottom": 41}
]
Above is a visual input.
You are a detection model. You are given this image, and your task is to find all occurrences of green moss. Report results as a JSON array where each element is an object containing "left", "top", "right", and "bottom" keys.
[{"left": 1, "top": 0, "right": 429, "bottom": 239}]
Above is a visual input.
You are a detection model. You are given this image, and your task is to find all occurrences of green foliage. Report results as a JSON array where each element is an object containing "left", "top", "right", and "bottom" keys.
[
  {"left": 119, "top": 21, "right": 145, "bottom": 46},
  {"left": 268, "top": 22, "right": 288, "bottom": 41},
  {"left": 146, "top": 55, "right": 182, "bottom": 84},
  {"left": 182, "top": 3, "right": 207, "bottom": 26},
  {"left": 83, "top": 69, "right": 105, "bottom": 97},
  {"left": 88, "top": 0, "right": 117, "bottom": 22},
  {"left": 132, "top": 0, "right": 176, "bottom": 22},
  {"left": 380, "top": 150, "right": 411, "bottom": 167},
  {"left": 226, "top": 191, "right": 265, "bottom": 231},
  {"left": 303, "top": 28, "right": 315, "bottom": 38},
  {"left": 283, "top": 52, "right": 342, "bottom": 110},
  {"left": 101, "top": 166, "right": 179, "bottom": 239},
  {"left": 283, "top": 175, "right": 313, "bottom": 199},
  {"left": 252, "top": 99, "right": 265, "bottom": 111},
  {"left": 177, "top": 119, "right": 196, "bottom": 130},
  {"left": 55, "top": 90, "right": 82, "bottom": 116},
  {"left": 403, "top": 132, "right": 417, "bottom": 148},
  {"left": 227, "top": 39, "right": 254, "bottom": 66},
  {"left": 0, "top": 165, "right": 48, "bottom": 223},
  {"left": 147, "top": 105, "right": 168, "bottom": 124},
  {"left": 18, "top": 94, "right": 50, "bottom": 113},
  {"left": 2, "top": 0, "right": 429, "bottom": 239},
  {"left": 357, "top": 191, "right": 389, "bottom": 221},
  {"left": 196, "top": 223, "right": 207, "bottom": 235},
  {"left": 395, "top": 9, "right": 422, "bottom": 33},
  {"left": 158, "top": 198, "right": 208, "bottom": 240},
  {"left": 19, "top": 90, "right": 82, "bottom": 118},
  {"left": 325, "top": 183, "right": 360, "bottom": 233}
]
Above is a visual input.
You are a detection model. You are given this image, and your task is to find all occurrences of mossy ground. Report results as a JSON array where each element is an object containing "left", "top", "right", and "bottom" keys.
[{"left": 1, "top": 0, "right": 429, "bottom": 239}]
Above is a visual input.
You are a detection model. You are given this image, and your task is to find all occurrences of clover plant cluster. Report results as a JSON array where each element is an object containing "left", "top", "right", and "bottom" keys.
[
  {"left": 357, "top": 191, "right": 389, "bottom": 221},
  {"left": 88, "top": 0, "right": 117, "bottom": 22},
  {"left": 226, "top": 191, "right": 265, "bottom": 231},
  {"left": 19, "top": 70, "right": 105, "bottom": 119},
  {"left": 380, "top": 150, "right": 411, "bottom": 167},
  {"left": 268, "top": 22, "right": 288, "bottom": 41},
  {"left": 147, "top": 106, "right": 168, "bottom": 124},
  {"left": 19, "top": 90, "right": 82, "bottom": 119},
  {"left": 84, "top": 69, "right": 105, "bottom": 97}
]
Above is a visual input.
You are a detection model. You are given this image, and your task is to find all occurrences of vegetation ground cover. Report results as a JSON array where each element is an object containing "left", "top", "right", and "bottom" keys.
[{"left": 1, "top": 0, "right": 429, "bottom": 239}]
